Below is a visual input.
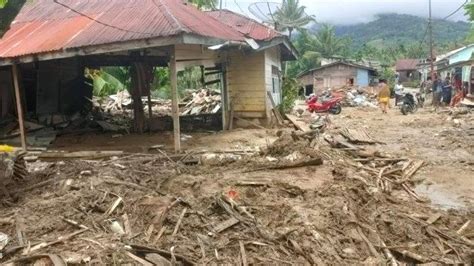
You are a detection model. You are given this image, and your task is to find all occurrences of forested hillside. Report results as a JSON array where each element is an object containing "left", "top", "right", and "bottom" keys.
[{"left": 331, "top": 13, "right": 469, "bottom": 49}]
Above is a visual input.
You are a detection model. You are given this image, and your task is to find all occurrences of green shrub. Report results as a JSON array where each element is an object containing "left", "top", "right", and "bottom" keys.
[{"left": 280, "top": 77, "right": 300, "bottom": 114}]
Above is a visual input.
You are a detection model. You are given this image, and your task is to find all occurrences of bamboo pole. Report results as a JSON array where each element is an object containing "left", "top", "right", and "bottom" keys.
[{"left": 12, "top": 64, "right": 27, "bottom": 151}]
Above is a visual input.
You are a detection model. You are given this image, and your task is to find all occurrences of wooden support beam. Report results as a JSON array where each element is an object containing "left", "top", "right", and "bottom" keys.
[
  {"left": 82, "top": 55, "right": 168, "bottom": 67},
  {"left": 200, "top": 65, "right": 205, "bottom": 88},
  {"left": 12, "top": 64, "right": 27, "bottom": 151},
  {"left": 170, "top": 47, "right": 181, "bottom": 152},
  {"left": 204, "top": 79, "right": 220, "bottom": 86},
  {"left": 130, "top": 63, "right": 146, "bottom": 133}
]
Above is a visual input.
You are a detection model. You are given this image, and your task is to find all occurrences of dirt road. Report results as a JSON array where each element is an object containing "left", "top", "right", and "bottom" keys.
[{"left": 331, "top": 106, "right": 474, "bottom": 210}]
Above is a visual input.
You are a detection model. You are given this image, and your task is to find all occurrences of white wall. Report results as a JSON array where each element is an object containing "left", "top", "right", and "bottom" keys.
[{"left": 264, "top": 46, "right": 282, "bottom": 107}]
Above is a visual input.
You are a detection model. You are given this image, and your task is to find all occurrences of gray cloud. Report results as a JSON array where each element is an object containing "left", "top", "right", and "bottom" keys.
[{"left": 224, "top": 0, "right": 468, "bottom": 25}]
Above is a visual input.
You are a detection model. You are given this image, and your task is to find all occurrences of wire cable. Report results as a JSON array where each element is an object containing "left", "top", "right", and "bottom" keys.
[
  {"left": 443, "top": 0, "right": 468, "bottom": 20},
  {"left": 234, "top": 0, "right": 247, "bottom": 15},
  {"left": 418, "top": 23, "right": 430, "bottom": 51}
]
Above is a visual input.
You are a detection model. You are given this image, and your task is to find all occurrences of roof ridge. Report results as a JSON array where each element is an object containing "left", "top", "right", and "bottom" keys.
[
  {"left": 208, "top": 9, "right": 278, "bottom": 32},
  {"left": 154, "top": 0, "right": 189, "bottom": 34},
  {"left": 197, "top": 9, "right": 249, "bottom": 40}
]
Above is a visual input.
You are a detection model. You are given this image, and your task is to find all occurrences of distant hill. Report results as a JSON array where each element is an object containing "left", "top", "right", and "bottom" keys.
[{"left": 327, "top": 13, "right": 470, "bottom": 49}]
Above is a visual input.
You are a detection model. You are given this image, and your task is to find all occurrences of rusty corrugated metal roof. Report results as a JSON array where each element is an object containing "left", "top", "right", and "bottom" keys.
[
  {"left": 0, "top": 0, "right": 246, "bottom": 59},
  {"left": 206, "top": 9, "right": 281, "bottom": 41},
  {"left": 395, "top": 59, "right": 420, "bottom": 71}
]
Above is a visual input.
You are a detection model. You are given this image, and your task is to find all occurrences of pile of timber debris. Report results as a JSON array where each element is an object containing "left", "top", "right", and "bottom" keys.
[
  {"left": 181, "top": 89, "right": 221, "bottom": 116},
  {"left": 0, "top": 126, "right": 473, "bottom": 265},
  {"left": 98, "top": 88, "right": 221, "bottom": 117}
]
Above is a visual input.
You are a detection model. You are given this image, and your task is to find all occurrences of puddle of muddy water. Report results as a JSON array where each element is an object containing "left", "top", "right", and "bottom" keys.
[{"left": 415, "top": 184, "right": 467, "bottom": 210}]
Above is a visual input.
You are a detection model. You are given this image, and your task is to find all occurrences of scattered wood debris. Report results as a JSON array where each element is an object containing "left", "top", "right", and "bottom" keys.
[{"left": 0, "top": 125, "right": 472, "bottom": 265}]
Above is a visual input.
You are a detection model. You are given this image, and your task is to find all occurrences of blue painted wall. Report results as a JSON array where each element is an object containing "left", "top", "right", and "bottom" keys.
[{"left": 356, "top": 69, "right": 369, "bottom": 86}]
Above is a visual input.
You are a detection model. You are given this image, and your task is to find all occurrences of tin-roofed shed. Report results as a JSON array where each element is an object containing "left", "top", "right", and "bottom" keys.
[{"left": 0, "top": 0, "right": 296, "bottom": 151}]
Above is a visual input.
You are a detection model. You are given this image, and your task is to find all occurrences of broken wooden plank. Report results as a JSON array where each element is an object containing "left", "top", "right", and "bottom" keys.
[
  {"left": 213, "top": 217, "right": 240, "bottom": 233},
  {"left": 145, "top": 253, "right": 171, "bottom": 266},
  {"left": 340, "top": 127, "right": 380, "bottom": 144},
  {"left": 172, "top": 208, "right": 187, "bottom": 238},
  {"left": 457, "top": 220, "right": 471, "bottom": 235},
  {"left": 248, "top": 157, "right": 323, "bottom": 173},
  {"left": 38, "top": 150, "right": 124, "bottom": 160},
  {"left": 267, "top": 91, "right": 285, "bottom": 125},
  {"left": 124, "top": 251, "right": 153, "bottom": 266},
  {"left": 426, "top": 213, "right": 442, "bottom": 225},
  {"left": 239, "top": 241, "right": 248, "bottom": 266},
  {"left": 26, "top": 228, "right": 88, "bottom": 254},
  {"left": 286, "top": 114, "right": 312, "bottom": 132}
]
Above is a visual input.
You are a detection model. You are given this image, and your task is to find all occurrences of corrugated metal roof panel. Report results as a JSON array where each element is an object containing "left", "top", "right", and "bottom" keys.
[
  {"left": 0, "top": 0, "right": 246, "bottom": 59},
  {"left": 396, "top": 59, "right": 420, "bottom": 71},
  {"left": 206, "top": 9, "right": 281, "bottom": 41}
]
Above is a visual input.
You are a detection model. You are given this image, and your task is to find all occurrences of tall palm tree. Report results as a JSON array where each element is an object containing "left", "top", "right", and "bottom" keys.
[
  {"left": 305, "top": 24, "right": 350, "bottom": 58},
  {"left": 188, "top": 0, "right": 218, "bottom": 10},
  {"left": 273, "top": 0, "right": 314, "bottom": 39}
]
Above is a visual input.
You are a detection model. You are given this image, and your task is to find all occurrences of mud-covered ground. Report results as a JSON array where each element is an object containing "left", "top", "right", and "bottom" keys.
[
  {"left": 1, "top": 105, "right": 473, "bottom": 265},
  {"left": 331, "top": 105, "right": 474, "bottom": 210}
]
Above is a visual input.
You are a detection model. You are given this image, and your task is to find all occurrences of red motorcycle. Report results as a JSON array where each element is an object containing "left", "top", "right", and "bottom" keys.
[{"left": 306, "top": 94, "right": 343, "bottom": 114}]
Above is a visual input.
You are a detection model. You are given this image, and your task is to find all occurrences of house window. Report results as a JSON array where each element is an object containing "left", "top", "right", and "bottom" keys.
[{"left": 271, "top": 66, "right": 280, "bottom": 94}]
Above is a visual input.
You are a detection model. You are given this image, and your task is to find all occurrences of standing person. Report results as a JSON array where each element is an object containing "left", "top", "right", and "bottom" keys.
[
  {"left": 432, "top": 75, "right": 442, "bottom": 108},
  {"left": 450, "top": 74, "right": 463, "bottom": 107},
  {"left": 378, "top": 79, "right": 390, "bottom": 114},
  {"left": 394, "top": 81, "right": 404, "bottom": 106},
  {"left": 419, "top": 77, "right": 432, "bottom": 107},
  {"left": 441, "top": 76, "right": 452, "bottom": 106}
]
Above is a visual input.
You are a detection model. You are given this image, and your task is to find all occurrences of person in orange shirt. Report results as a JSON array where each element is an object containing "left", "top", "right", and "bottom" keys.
[
  {"left": 450, "top": 74, "right": 463, "bottom": 107},
  {"left": 378, "top": 79, "right": 390, "bottom": 114}
]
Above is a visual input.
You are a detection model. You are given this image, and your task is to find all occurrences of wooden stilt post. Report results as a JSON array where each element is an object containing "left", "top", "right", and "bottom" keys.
[
  {"left": 170, "top": 46, "right": 181, "bottom": 152},
  {"left": 131, "top": 63, "right": 145, "bottom": 134},
  {"left": 200, "top": 65, "right": 205, "bottom": 88},
  {"left": 12, "top": 64, "right": 27, "bottom": 151}
]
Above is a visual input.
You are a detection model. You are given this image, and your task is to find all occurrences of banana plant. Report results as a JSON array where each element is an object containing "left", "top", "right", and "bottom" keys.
[{"left": 85, "top": 68, "right": 128, "bottom": 97}]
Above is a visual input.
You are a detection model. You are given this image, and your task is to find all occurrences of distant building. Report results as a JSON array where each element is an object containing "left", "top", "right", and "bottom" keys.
[
  {"left": 434, "top": 44, "right": 474, "bottom": 102},
  {"left": 395, "top": 59, "right": 421, "bottom": 83},
  {"left": 297, "top": 61, "right": 377, "bottom": 96}
]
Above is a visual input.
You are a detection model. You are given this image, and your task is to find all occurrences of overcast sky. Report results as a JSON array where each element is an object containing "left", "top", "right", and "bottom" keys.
[{"left": 224, "top": 0, "right": 468, "bottom": 25}]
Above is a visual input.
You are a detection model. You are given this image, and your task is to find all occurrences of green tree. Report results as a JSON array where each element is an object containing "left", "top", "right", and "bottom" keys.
[
  {"left": 465, "top": 0, "right": 474, "bottom": 41},
  {"left": 273, "top": 0, "right": 314, "bottom": 39},
  {"left": 188, "top": 0, "right": 217, "bottom": 10},
  {"left": 286, "top": 26, "right": 351, "bottom": 77},
  {"left": 305, "top": 24, "right": 351, "bottom": 58},
  {"left": 0, "top": 0, "right": 26, "bottom": 36}
]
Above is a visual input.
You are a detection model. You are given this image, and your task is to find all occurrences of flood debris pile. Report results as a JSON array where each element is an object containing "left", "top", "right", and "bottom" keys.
[
  {"left": 181, "top": 89, "right": 221, "bottom": 116},
  {"left": 100, "top": 88, "right": 221, "bottom": 117},
  {"left": 0, "top": 125, "right": 473, "bottom": 265},
  {"left": 340, "top": 87, "right": 379, "bottom": 108}
]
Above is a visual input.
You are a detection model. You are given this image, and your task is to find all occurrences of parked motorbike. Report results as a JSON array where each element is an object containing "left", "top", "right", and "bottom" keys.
[
  {"left": 306, "top": 93, "right": 343, "bottom": 114},
  {"left": 400, "top": 92, "right": 418, "bottom": 115}
]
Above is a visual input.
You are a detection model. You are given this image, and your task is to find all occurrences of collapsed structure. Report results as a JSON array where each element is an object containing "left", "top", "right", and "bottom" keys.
[{"left": 0, "top": 0, "right": 297, "bottom": 151}]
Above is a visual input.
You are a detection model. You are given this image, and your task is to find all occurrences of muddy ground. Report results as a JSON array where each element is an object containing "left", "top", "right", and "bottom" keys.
[
  {"left": 331, "top": 105, "right": 474, "bottom": 210},
  {"left": 0, "top": 105, "right": 473, "bottom": 265}
]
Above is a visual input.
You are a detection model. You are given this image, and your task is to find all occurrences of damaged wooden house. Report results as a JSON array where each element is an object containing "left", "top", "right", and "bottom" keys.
[{"left": 0, "top": 0, "right": 297, "bottom": 151}]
